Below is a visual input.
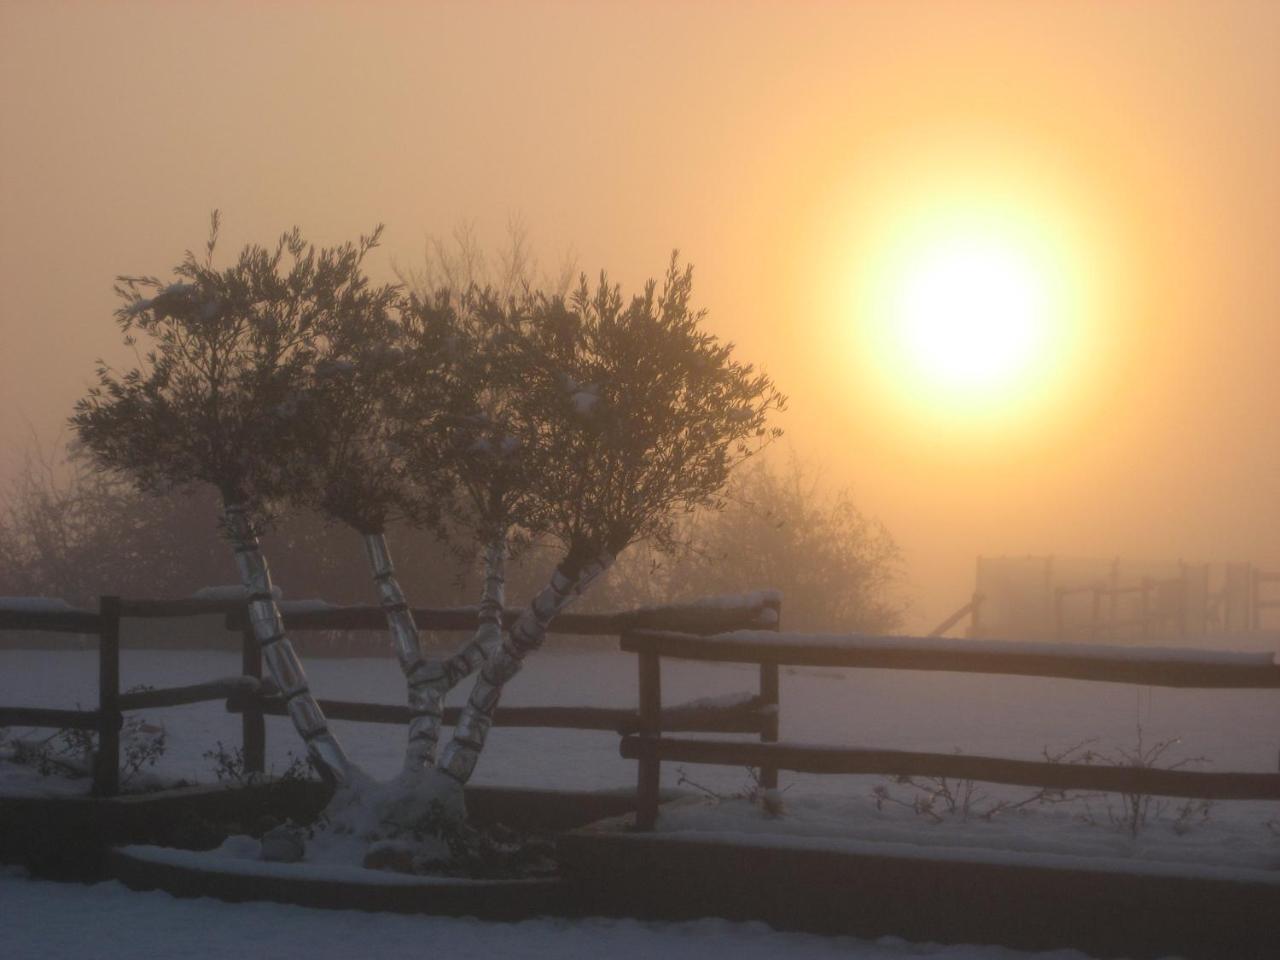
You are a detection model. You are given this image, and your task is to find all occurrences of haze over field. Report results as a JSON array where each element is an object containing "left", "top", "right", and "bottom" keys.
[{"left": 3, "top": 1, "right": 1279, "bottom": 629}]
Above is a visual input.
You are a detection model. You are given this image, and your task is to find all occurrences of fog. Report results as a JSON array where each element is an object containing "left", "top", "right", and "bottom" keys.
[{"left": 3, "top": 0, "right": 1279, "bottom": 631}]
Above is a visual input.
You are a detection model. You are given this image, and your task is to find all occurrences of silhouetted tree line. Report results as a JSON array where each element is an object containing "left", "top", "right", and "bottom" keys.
[{"left": 0, "top": 443, "right": 904, "bottom": 633}]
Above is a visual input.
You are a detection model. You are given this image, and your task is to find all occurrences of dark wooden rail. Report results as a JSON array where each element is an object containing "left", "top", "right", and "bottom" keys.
[
  {"left": 619, "top": 626, "right": 1280, "bottom": 828},
  {"left": 227, "top": 691, "right": 773, "bottom": 735},
  {"left": 926, "top": 593, "right": 983, "bottom": 638},
  {"left": 0, "top": 706, "right": 105, "bottom": 730},
  {"left": 620, "top": 629, "right": 1280, "bottom": 689},
  {"left": 223, "top": 600, "right": 776, "bottom": 636},
  {"left": 0, "top": 608, "right": 101, "bottom": 634},
  {"left": 620, "top": 737, "right": 1280, "bottom": 801},
  {"left": 119, "top": 676, "right": 261, "bottom": 711}
]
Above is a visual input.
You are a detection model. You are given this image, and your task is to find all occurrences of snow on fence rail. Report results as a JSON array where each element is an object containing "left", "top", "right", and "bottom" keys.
[
  {"left": 618, "top": 627, "right": 1280, "bottom": 829},
  {"left": 0, "top": 593, "right": 781, "bottom": 797}
]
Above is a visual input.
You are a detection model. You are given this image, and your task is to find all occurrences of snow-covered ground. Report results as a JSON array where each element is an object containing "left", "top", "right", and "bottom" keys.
[
  {"left": 1, "top": 645, "right": 1277, "bottom": 957},
  {"left": 0, "top": 865, "right": 1101, "bottom": 960},
  {"left": 3, "top": 646, "right": 1278, "bottom": 872}
]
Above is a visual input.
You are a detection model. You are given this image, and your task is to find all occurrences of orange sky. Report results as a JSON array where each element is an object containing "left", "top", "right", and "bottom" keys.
[{"left": 2, "top": 0, "right": 1278, "bottom": 628}]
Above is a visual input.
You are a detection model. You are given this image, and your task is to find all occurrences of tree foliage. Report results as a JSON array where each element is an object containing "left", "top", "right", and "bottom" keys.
[
  {"left": 71, "top": 212, "right": 395, "bottom": 516},
  {"left": 514, "top": 257, "right": 786, "bottom": 574},
  {"left": 617, "top": 456, "right": 905, "bottom": 633}
]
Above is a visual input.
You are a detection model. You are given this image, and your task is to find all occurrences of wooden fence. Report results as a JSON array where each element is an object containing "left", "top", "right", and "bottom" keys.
[
  {"left": 0, "top": 593, "right": 780, "bottom": 797},
  {"left": 618, "top": 628, "right": 1280, "bottom": 829}
]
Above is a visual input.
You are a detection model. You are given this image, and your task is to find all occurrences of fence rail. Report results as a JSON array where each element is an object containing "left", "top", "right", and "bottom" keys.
[
  {"left": 620, "top": 737, "right": 1280, "bottom": 801},
  {"left": 620, "top": 629, "right": 1280, "bottom": 689},
  {"left": 227, "top": 691, "right": 773, "bottom": 735},
  {"left": 619, "top": 626, "right": 1280, "bottom": 828}
]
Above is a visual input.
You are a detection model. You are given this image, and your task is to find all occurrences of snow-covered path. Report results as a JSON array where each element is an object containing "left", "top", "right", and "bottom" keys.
[{"left": 0, "top": 867, "right": 1099, "bottom": 960}]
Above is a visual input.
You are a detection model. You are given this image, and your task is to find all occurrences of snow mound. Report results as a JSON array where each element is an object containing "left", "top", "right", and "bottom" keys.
[{"left": 193, "top": 585, "right": 284, "bottom": 601}]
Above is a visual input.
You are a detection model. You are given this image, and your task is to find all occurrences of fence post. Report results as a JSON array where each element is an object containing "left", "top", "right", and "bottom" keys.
[
  {"left": 636, "top": 645, "right": 662, "bottom": 830},
  {"left": 241, "top": 618, "right": 265, "bottom": 776},
  {"left": 93, "top": 595, "right": 121, "bottom": 797},
  {"left": 758, "top": 595, "right": 781, "bottom": 791}
]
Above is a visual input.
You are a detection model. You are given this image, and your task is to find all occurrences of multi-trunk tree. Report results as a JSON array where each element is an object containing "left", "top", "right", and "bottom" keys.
[{"left": 73, "top": 217, "right": 783, "bottom": 848}]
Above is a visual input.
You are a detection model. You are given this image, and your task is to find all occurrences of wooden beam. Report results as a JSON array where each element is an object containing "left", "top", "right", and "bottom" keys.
[
  {"left": 117, "top": 598, "right": 247, "bottom": 619},
  {"left": 241, "top": 625, "right": 265, "bottom": 775},
  {"left": 0, "top": 706, "right": 103, "bottom": 730},
  {"left": 620, "top": 737, "right": 1280, "bottom": 801},
  {"left": 94, "top": 596, "right": 121, "bottom": 797},
  {"left": 620, "top": 630, "right": 1280, "bottom": 690},
  {"left": 225, "top": 694, "right": 771, "bottom": 735},
  {"left": 0, "top": 609, "right": 101, "bottom": 634},
  {"left": 635, "top": 649, "right": 662, "bottom": 830},
  {"left": 118, "top": 676, "right": 260, "bottom": 711},
  {"left": 223, "top": 601, "right": 775, "bottom": 637},
  {"left": 927, "top": 597, "right": 980, "bottom": 638}
]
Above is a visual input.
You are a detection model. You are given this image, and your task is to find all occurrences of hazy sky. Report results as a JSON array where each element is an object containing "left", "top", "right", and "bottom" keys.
[{"left": 2, "top": 1, "right": 1278, "bottom": 628}]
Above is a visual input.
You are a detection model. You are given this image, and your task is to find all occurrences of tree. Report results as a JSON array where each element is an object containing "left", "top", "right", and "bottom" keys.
[
  {"left": 73, "top": 218, "right": 783, "bottom": 859},
  {"left": 0, "top": 438, "right": 225, "bottom": 604},
  {"left": 394, "top": 216, "right": 576, "bottom": 304},
  {"left": 638, "top": 456, "right": 905, "bottom": 633},
  {"left": 72, "top": 213, "right": 394, "bottom": 785},
  {"left": 436, "top": 258, "right": 785, "bottom": 782}
]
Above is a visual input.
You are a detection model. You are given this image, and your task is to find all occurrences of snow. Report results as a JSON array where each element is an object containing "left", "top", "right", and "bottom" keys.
[
  {"left": 192, "top": 585, "right": 283, "bottom": 601},
  {"left": 1, "top": 644, "right": 1272, "bottom": 956},
  {"left": 0, "top": 752, "right": 98, "bottom": 797},
  {"left": 0, "top": 597, "right": 77, "bottom": 613},
  {"left": 571, "top": 390, "right": 600, "bottom": 415},
  {"left": 0, "top": 866, "right": 1106, "bottom": 960},
  {"left": 118, "top": 844, "right": 542, "bottom": 888},
  {"left": 648, "top": 794, "right": 1280, "bottom": 882},
  {"left": 688, "top": 590, "right": 782, "bottom": 610}
]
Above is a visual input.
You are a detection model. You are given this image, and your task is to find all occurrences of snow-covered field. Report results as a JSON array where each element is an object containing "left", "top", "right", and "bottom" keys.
[
  {"left": 2, "top": 645, "right": 1277, "bottom": 959},
  {"left": 3, "top": 645, "right": 1278, "bottom": 869}
]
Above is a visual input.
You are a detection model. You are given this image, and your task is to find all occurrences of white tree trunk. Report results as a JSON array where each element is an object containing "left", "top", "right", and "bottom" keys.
[
  {"left": 437, "top": 538, "right": 507, "bottom": 690},
  {"left": 362, "top": 532, "right": 439, "bottom": 771},
  {"left": 436, "top": 550, "right": 613, "bottom": 783},
  {"left": 364, "top": 535, "right": 508, "bottom": 771},
  {"left": 223, "top": 502, "right": 353, "bottom": 784}
]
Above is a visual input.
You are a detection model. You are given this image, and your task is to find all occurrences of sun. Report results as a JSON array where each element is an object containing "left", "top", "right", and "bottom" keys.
[
  {"left": 888, "top": 232, "right": 1053, "bottom": 396},
  {"left": 849, "top": 193, "right": 1088, "bottom": 429}
]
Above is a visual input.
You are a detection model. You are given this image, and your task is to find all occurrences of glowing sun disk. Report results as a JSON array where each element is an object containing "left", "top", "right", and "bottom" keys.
[{"left": 891, "top": 236, "right": 1052, "bottom": 393}]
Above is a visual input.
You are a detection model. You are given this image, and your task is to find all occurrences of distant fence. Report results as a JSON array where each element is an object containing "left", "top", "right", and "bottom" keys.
[
  {"left": 0, "top": 593, "right": 780, "bottom": 797},
  {"left": 973, "top": 556, "right": 1280, "bottom": 642},
  {"left": 617, "top": 628, "right": 1280, "bottom": 830}
]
